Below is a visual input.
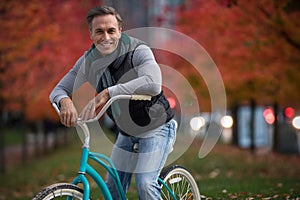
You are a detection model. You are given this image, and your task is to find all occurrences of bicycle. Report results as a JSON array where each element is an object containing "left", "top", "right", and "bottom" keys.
[{"left": 33, "top": 94, "right": 201, "bottom": 200}]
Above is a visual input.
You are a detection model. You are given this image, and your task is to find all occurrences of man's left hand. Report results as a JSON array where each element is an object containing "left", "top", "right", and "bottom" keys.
[{"left": 79, "top": 89, "right": 110, "bottom": 120}]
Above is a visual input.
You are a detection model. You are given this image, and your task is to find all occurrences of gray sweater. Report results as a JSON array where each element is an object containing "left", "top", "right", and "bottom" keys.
[{"left": 49, "top": 44, "right": 162, "bottom": 105}]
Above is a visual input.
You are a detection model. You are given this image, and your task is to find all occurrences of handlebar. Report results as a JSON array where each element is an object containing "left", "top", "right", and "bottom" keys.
[
  {"left": 52, "top": 94, "right": 151, "bottom": 148},
  {"left": 52, "top": 94, "right": 152, "bottom": 123}
]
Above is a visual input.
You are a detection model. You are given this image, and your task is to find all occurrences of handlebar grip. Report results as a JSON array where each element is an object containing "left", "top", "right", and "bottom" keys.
[
  {"left": 52, "top": 103, "right": 60, "bottom": 115},
  {"left": 131, "top": 95, "right": 152, "bottom": 101}
]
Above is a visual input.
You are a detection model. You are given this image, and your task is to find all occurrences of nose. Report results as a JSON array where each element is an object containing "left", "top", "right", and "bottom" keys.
[{"left": 103, "top": 32, "right": 110, "bottom": 41}]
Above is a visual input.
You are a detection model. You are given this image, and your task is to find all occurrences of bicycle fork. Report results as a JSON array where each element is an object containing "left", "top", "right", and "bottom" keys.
[{"left": 71, "top": 147, "right": 113, "bottom": 200}]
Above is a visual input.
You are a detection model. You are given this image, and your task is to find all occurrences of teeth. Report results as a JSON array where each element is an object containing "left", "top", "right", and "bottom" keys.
[{"left": 101, "top": 40, "right": 113, "bottom": 46}]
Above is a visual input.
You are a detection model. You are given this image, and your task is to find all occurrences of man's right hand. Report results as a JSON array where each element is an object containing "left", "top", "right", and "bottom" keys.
[{"left": 59, "top": 97, "right": 78, "bottom": 127}]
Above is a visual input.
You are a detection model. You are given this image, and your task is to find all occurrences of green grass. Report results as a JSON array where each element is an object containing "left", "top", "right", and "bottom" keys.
[
  {"left": 178, "top": 140, "right": 300, "bottom": 199},
  {"left": 2, "top": 127, "right": 25, "bottom": 145},
  {"left": 0, "top": 136, "right": 299, "bottom": 200}
]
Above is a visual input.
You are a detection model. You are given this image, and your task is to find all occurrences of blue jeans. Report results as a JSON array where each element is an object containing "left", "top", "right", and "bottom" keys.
[{"left": 106, "top": 120, "right": 176, "bottom": 200}]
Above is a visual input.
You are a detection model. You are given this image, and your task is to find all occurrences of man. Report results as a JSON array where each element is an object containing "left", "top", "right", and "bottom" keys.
[{"left": 50, "top": 6, "right": 176, "bottom": 199}]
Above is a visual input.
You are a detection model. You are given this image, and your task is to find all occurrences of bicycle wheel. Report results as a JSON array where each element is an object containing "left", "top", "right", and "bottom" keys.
[
  {"left": 159, "top": 165, "right": 201, "bottom": 200},
  {"left": 32, "top": 183, "right": 85, "bottom": 200}
]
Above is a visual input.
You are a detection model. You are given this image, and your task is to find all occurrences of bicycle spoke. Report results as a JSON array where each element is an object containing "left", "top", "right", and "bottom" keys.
[{"left": 160, "top": 166, "right": 200, "bottom": 200}]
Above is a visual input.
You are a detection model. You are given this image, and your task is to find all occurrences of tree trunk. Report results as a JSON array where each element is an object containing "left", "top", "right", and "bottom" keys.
[
  {"left": 250, "top": 99, "right": 256, "bottom": 153},
  {"left": 273, "top": 102, "right": 279, "bottom": 152}
]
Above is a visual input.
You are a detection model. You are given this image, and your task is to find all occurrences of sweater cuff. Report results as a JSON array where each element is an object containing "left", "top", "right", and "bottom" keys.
[{"left": 107, "top": 85, "right": 118, "bottom": 97}]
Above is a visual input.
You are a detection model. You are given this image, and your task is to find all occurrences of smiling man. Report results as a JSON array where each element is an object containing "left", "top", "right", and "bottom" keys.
[
  {"left": 49, "top": 6, "right": 176, "bottom": 199},
  {"left": 89, "top": 10, "right": 122, "bottom": 55}
]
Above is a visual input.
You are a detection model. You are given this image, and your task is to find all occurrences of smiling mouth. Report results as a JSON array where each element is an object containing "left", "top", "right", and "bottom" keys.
[
  {"left": 101, "top": 43, "right": 112, "bottom": 48},
  {"left": 96, "top": 39, "right": 117, "bottom": 55},
  {"left": 100, "top": 40, "right": 113, "bottom": 48}
]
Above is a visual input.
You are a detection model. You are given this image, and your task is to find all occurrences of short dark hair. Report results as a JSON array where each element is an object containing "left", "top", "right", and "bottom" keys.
[{"left": 86, "top": 6, "right": 123, "bottom": 31}]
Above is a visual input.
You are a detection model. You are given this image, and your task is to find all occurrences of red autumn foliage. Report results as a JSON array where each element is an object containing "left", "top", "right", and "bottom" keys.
[
  {"left": 175, "top": 0, "right": 300, "bottom": 110},
  {"left": 0, "top": 0, "right": 299, "bottom": 122},
  {"left": 0, "top": 0, "right": 99, "bottom": 121}
]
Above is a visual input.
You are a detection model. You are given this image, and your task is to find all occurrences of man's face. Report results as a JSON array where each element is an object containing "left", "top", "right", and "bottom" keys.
[{"left": 90, "top": 14, "right": 122, "bottom": 56}]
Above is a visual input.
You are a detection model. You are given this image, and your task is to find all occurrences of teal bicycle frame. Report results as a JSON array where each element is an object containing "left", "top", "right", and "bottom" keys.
[
  {"left": 53, "top": 94, "right": 177, "bottom": 200},
  {"left": 71, "top": 145, "right": 124, "bottom": 200}
]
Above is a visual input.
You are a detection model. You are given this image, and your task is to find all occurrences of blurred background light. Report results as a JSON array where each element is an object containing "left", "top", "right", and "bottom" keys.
[
  {"left": 292, "top": 116, "right": 300, "bottom": 130},
  {"left": 220, "top": 115, "right": 233, "bottom": 128},
  {"left": 190, "top": 116, "right": 205, "bottom": 131}
]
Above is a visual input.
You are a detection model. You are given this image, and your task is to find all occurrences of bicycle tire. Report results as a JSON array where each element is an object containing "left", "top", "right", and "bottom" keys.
[
  {"left": 159, "top": 165, "right": 201, "bottom": 200},
  {"left": 32, "top": 183, "right": 87, "bottom": 200}
]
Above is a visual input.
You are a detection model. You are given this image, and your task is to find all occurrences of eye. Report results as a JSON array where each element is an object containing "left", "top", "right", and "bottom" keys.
[
  {"left": 95, "top": 29, "right": 104, "bottom": 34},
  {"left": 108, "top": 28, "right": 116, "bottom": 34}
]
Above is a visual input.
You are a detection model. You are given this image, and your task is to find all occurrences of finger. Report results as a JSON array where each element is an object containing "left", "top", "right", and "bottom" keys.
[
  {"left": 79, "top": 109, "right": 88, "bottom": 121},
  {"left": 65, "top": 112, "right": 71, "bottom": 127},
  {"left": 59, "top": 101, "right": 78, "bottom": 127},
  {"left": 60, "top": 113, "right": 69, "bottom": 127},
  {"left": 73, "top": 111, "right": 78, "bottom": 125},
  {"left": 70, "top": 114, "right": 77, "bottom": 126},
  {"left": 60, "top": 115, "right": 65, "bottom": 126},
  {"left": 61, "top": 110, "right": 75, "bottom": 127},
  {"left": 66, "top": 113, "right": 72, "bottom": 127},
  {"left": 82, "top": 109, "right": 95, "bottom": 121},
  {"left": 85, "top": 110, "right": 94, "bottom": 120},
  {"left": 82, "top": 103, "right": 95, "bottom": 120}
]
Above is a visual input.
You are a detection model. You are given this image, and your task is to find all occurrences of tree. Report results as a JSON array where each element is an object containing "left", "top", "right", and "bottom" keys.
[
  {"left": 0, "top": 0, "right": 98, "bottom": 121},
  {"left": 175, "top": 0, "right": 300, "bottom": 110}
]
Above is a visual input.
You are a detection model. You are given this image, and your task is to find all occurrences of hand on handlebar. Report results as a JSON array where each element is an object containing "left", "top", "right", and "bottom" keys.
[
  {"left": 79, "top": 89, "right": 110, "bottom": 121},
  {"left": 54, "top": 93, "right": 151, "bottom": 126},
  {"left": 59, "top": 97, "right": 78, "bottom": 127}
]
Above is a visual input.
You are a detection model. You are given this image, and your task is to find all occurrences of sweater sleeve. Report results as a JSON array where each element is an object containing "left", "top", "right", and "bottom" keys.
[
  {"left": 108, "top": 45, "right": 162, "bottom": 97},
  {"left": 49, "top": 54, "right": 87, "bottom": 105}
]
